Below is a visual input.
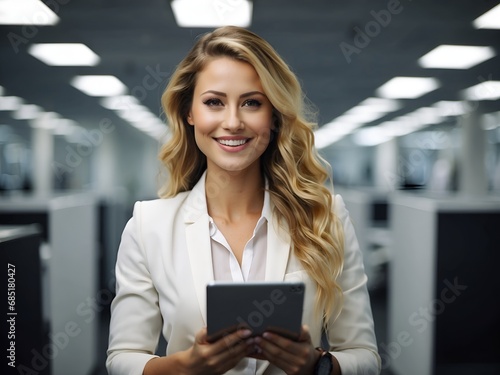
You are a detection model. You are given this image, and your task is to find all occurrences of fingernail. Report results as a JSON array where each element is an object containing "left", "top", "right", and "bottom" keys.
[{"left": 241, "top": 329, "right": 252, "bottom": 338}]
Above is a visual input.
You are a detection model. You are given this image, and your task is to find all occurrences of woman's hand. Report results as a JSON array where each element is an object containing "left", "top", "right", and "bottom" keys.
[
  {"left": 183, "top": 327, "right": 256, "bottom": 375},
  {"left": 144, "top": 327, "right": 255, "bottom": 375},
  {"left": 252, "top": 325, "right": 321, "bottom": 375}
]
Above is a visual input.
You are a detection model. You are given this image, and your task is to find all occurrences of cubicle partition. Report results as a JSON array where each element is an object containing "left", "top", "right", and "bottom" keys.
[
  {"left": 336, "top": 187, "right": 391, "bottom": 291},
  {"left": 1, "top": 225, "right": 47, "bottom": 375},
  {"left": 388, "top": 194, "right": 500, "bottom": 375},
  {"left": 0, "top": 193, "right": 99, "bottom": 375}
]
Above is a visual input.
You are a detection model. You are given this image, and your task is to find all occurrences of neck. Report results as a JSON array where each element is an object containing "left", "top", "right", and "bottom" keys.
[{"left": 205, "top": 167, "right": 265, "bottom": 222}]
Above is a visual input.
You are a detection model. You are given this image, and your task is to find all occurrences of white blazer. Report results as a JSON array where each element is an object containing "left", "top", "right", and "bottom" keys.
[{"left": 107, "top": 175, "right": 381, "bottom": 375}]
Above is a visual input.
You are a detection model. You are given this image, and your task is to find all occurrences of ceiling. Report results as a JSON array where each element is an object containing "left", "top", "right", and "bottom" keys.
[{"left": 1, "top": 0, "right": 500, "bottom": 144}]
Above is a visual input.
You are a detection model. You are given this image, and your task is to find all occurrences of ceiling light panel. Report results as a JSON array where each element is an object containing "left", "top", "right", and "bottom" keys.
[
  {"left": 70, "top": 75, "right": 128, "bottom": 97},
  {"left": 461, "top": 81, "right": 500, "bottom": 101},
  {"left": 353, "top": 127, "right": 394, "bottom": 146},
  {"left": 12, "top": 104, "right": 43, "bottom": 120},
  {"left": 376, "top": 77, "right": 440, "bottom": 99},
  {"left": 0, "top": 96, "right": 23, "bottom": 111},
  {"left": 171, "top": 0, "right": 252, "bottom": 27},
  {"left": 473, "top": 4, "right": 500, "bottom": 29},
  {"left": 0, "top": 0, "right": 59, "bottom": 25},
  {"left": 418, "top": 45, "right": 496, "bottom": 69},
  {"left": 28, "top": 43, "right": 100, "bottom": 66},
  {"left": 100, "top": 95, "right": 139, "bottom": 111}
]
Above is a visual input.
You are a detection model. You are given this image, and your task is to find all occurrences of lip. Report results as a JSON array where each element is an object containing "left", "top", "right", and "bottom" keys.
[{"left": 213, "top": 136, "right": 252, "bottom": 152}]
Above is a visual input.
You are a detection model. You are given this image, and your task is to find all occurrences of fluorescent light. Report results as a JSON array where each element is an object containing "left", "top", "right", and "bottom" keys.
[
  {"left": 28, "top": 43, "right": 100, "bottom": 66},
  {"left": 355, "top": 97, "right": 402, "bottom": 113},
  {"left": 418, "top": 45, "right": 496, "bottom": 69},
  {"left": 409, "top": 107, "right": 444, "bottom": 125},
  {"left": 314, "top": 121, "right": 362, "bottom": 149},
  {"left": 0, "top": 0, "right": 59, "bottom": 25},
  {"left": 473, "top": 4, "right": 500, "bottom": 29},
  {"left": 378, "top": 120, "right": 416, "bottom": 137},
  {"left": 376, "top": 77, "right": 440, "bottom": 99},
  {"left": 314, "top": 127, "right": 351, "bottom": 149},
  {"left": 341, "top": 98, "right": 401, "bottom": 124},
  {"left": 0, "top": 96, "right": 23, "bottom": 111},
  {"left": 337, "top": 111, "right": 387, "bottom": 124},
  {"left": 117, "top": 105, "right": 157, "bottom": 123},
  {"left": 100, "top": 95, "right": 139, "bottom": 111},
  {"left": 171, "top": 0, "right": 252, "bottom": 27},
  {"left": 314, "top": 97, "right": 402, "bottom": 149},
  {"left": 353, "top": 127, "right": 394, "bottom": 146},
  {"left": 53, "top": 119, "right": 79, "bottom": 136},
  {"left": 100, "top": 94, "right": 168, "bottom": 139},
  {"left": 12, "top": 104, "right": 42, "bottom": 120},
  {"left": 461, "top": 81, "right": 500, "bottom": 101},
  {"left": 432, "top": 101, "right": 469, "bottom": 116},
  {"left": 70, "top": 75, "right": 128, "bottom": 97},
  {"left": 30, "top": 112, "right": 60, "bottom": 129}
]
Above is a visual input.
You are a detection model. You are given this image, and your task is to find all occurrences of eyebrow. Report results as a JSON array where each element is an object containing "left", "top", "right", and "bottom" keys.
[{"left": 200, "top": 90, "right": 266, "bottom": 98}]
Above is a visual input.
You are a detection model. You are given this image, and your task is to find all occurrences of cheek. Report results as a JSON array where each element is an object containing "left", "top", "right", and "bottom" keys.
[{"left": 192, "top": 114, "right": 219, "bottom": 134}]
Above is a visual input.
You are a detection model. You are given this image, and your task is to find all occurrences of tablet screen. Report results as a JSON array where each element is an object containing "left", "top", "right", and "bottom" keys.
[{"left": 206, "top": 281, "right": 305, "bottom": 342}]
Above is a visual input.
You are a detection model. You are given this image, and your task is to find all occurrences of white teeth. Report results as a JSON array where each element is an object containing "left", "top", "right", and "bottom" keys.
[{"left": 218, "top": 139, "right": 247, "bottom": 146}]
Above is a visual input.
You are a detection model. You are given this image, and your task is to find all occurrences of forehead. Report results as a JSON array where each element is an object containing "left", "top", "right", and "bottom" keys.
[{"left": 194, "top": 57, "right": 264, "bottom": 91}]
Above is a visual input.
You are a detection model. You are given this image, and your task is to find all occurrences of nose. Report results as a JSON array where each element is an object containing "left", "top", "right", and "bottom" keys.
[{"left": 224, "top": 107, "right": 243, "bottom": 131}]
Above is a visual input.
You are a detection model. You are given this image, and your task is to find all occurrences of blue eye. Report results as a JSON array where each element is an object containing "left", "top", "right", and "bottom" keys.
[
  {"left": 203, "top": 98, "right": 223, "bottom": 106},
  {"left": 242, "top": 99, "right": 261, "bottom": 107}
]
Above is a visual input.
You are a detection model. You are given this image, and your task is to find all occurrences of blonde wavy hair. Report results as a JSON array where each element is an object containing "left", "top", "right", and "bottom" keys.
[{"left": 158, "top": 26, "right": 344, "bottom": 323}]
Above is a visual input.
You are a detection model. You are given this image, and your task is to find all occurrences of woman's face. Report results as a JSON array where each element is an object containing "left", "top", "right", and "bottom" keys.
[{"left": 187, "top": 57, "right": 274, "bottom": 176}]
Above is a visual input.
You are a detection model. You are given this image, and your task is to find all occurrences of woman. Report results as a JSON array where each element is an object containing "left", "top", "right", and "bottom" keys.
[{"left": 107, "top": 26, "right": 381, "bottom": 375}]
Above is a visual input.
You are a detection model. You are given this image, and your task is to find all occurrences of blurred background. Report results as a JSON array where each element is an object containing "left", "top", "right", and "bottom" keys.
[{"left": 1, "top": 1, "right": 499, "bottom": 374}]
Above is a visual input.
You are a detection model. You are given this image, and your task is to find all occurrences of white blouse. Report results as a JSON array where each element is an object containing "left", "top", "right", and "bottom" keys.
[{"left": 209, "top": 189, "right": 270, "bottom": 374}]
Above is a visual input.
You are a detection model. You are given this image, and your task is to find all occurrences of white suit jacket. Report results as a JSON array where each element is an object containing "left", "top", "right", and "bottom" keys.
[{"left": 107, "top": 175, "right": 381, "bottom": 375}]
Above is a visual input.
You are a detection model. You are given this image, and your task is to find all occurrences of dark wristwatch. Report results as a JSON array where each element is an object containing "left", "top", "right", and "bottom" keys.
[{"left": 313, "top": 347, "right": 333, "bottom": 375}]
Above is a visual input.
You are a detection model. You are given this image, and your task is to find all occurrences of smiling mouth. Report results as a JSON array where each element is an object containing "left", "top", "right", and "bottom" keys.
[{"left": 216, "top": 138, "right": 249, "bottom": 147}]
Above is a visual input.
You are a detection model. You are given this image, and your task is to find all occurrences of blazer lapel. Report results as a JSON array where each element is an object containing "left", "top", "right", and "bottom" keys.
[
  {"left": 185, "top": 216, "right": 213, "bottom": 325},
  {"left": 183, "top": 172, "right": 214, "bottom": 325},
  {"left": 265, "top": 218, "right": 291, "bottom": 281}
]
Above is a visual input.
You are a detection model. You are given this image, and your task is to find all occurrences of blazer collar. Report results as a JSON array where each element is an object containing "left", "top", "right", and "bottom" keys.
[{"left": 183, "top": 170, "right": 209, "bottom": 224}]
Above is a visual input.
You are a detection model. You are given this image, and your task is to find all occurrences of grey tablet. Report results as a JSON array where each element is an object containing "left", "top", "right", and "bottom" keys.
[{"left": 206, "top": 281, "right": 305, "bottom": 342}]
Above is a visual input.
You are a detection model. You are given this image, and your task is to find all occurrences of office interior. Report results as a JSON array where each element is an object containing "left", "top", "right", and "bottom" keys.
[{"left": 1, "top": 1, "right": 500, "bottom": 374}]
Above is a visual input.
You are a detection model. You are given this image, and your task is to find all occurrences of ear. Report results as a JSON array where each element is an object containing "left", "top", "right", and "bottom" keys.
[{"left": 187, "top": 112, "right": 194, "bottom": 126}]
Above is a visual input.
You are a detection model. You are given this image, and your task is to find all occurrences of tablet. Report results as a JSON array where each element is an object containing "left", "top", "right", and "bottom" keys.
[{"left": 206, "top": 281, "right": 305, "bottom": 342}]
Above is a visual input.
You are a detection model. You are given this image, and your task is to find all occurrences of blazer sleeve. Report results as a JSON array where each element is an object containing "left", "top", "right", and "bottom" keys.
[
  {"left": 106, "top": 202, "right": 163, "bottom": 375},
  {"left": 327, "top": 195, "right": 382, "bottom": 375}
]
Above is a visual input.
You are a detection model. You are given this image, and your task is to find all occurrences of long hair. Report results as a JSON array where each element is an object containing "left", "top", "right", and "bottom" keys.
[{"left": 158, "top": 26, "right": 344, "bottom": 323}]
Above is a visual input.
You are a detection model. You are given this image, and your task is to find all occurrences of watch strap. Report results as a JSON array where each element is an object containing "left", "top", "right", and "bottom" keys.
[{"left": 313, "top": 347, "right": 333, "bottom": 375}]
